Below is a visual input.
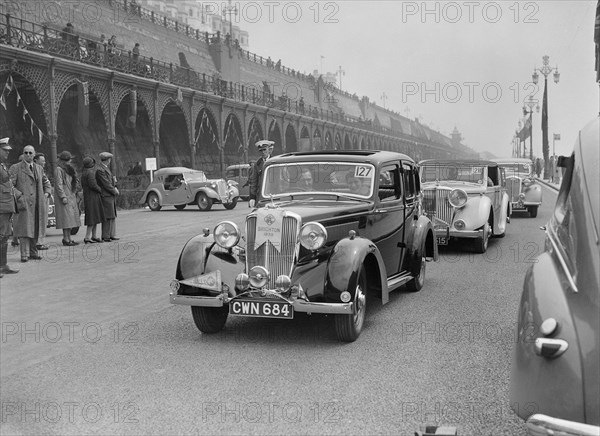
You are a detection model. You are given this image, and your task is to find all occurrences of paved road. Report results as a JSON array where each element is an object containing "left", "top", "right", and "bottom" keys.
[{"left": 1, "top": 188, "right": 558, "bottom": 435}]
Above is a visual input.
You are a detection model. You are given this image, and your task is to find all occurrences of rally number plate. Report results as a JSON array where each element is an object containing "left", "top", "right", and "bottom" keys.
[
  {"left": 229, "top": 299, "right": 293, "bottom": 319},
  {"left": 436, "top": 236, "right": 448, "bottom": 245}
]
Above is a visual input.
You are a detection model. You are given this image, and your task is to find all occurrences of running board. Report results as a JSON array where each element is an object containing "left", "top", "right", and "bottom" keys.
[{"left": 387, "top": 273, "right": 413, "bottom": 292}]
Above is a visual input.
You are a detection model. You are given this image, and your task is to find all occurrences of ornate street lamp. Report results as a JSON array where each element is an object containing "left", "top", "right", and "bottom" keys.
[
  {"left": 532, "top": 55, "right": 560, "bottom": 177},
  {"left": 523, "top": 96, "right": 539, "bottom": 161}
]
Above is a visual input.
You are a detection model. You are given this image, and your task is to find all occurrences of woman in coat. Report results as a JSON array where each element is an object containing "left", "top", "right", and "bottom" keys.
[
  {"left": 81, "top": 156, "right": 105, "bottom": 243},
  {"left": 54, "top": 151, "right": 81, "bottom": 246}
]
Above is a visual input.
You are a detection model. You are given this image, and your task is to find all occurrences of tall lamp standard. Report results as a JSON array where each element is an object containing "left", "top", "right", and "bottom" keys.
[
  {"left": 552, "top": 133, "right": 561, "bottom": 183},
  {"left": 522, "top": 96, "right": 539, "bottom": 161},
  {"left": 532, "top": 55, "right": 560, "bottom": 178}
]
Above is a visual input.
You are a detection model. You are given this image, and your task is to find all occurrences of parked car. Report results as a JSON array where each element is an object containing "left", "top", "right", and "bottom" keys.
[
  {"left": 419, "top": 159, "right": 511, "bottom": 253},
  {"left": 225, "top": 163, "right": 251, "bottom": 200},
  {"left": 492, "top": 158, "right": 542, "bottom": 217},
  {"left": 510, "top": 117, "right": 599, "bottom": 435},
  {"left": 139, "top": 167, "right": 239, "bottom": 211},
  {"left": 170, "top": 151, "right": 438, "bottom": 342}
]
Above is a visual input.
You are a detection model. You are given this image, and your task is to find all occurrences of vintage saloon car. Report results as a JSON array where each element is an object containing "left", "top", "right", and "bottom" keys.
[
  {"left": 225, "top": 163, "right": 251, "bottom": 200},
  {"left": 139, "top": 167, "right": 239, "bottom": 211},
  {"left": 419, "top": 159, "right": 510, "bottom": 253},
  {"left": 170, "top": 151, "right": 438, "bottom": 342},
  {"left": 510, "top": 117, "right": 599, "bottom": 435},
  {"left": 492, "top": 158, "right": 542, "bottom": 217}
]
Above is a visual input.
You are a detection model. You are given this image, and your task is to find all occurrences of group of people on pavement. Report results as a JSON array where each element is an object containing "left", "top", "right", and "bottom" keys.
[{"left": 0, "top": 137, "right": 120, "bottom": 278}]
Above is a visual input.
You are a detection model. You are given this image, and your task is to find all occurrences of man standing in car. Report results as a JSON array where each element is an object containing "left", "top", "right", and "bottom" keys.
[{"left": 248, "top": 140, "right": 274, "bottom": 208}]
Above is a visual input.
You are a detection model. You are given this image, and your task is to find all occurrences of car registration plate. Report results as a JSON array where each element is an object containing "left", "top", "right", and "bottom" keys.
[
  {"left": 229, "top": 299, "right": 293, "bottom": 319},
  {"left": 436, "top": 236, "right": 448, "bottom": 245}
]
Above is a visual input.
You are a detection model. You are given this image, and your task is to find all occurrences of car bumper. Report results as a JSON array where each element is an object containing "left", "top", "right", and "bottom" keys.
[
  {"left": 170, "top": 293, "right": 354, "bottom": 315},
  {"left": 434, "top": 227, "right": 483, "bottom": 239},
  {"left": 525, "top": 414, "right": 600, "bottom": 436}
]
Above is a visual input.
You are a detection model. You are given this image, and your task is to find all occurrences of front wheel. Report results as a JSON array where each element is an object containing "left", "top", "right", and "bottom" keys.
[
  {"left": 147, "top": 193, "right": 161, "bottom": 211},
  {"left": 406, "top": 255, "right": 426, "bottom": 292},
  {"left": 334, "top": 266, "right": 367, "bottom": 342},
  {"left": 223, "top": 197, "right": 238, "bottom": 210},
  {"left": 191, "top": 306, "right": 228, "bottom": 333},
  {"left": 528, "top": 206, "right": 538, "bottom": 218},
  {"left": 474, "top": 222, "right": 490, "bottom": 253},
  {"left": 196, "top": 193, "right": 213, "bottom": 211}
]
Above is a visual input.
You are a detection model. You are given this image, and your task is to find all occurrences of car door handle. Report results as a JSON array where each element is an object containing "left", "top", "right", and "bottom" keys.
[{"left": 534, "top": 338, "right": 568, "bottom": 358}]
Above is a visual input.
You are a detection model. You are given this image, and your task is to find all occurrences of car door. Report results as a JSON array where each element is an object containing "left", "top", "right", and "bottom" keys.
[
  {"left": 163, "top": 173, "right": 188, "bottom": 205},
  {"left": 401, "top": 162, "right": 420, "bottom": 270},
  {"left": 366, "top": 162, "right": 405, "bottom": 277}
]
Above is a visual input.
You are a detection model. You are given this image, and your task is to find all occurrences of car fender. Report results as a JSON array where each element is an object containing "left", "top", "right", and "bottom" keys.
[
  {"left": 510, "top": 253, "right": 584, "bottom": 423},
  {"left": 195, "top": 187, "right": 220, "bottom": 200},
  {"left": 494, "top": 191, "right": 510, "bottom": 235},
  {"left": 324, "top": 237, "right": 389, "bottom": 304},
  {"left": 409, "top": 215, "right": 438, "bottom": 264},
  {"left": 228, "top": 185, "right": 240, "bottom": 197},
  {"left": 523, "top": 183, "right": 543, "bottom": 205},
  {"left": 140, "top": 188, "right": 163, "bottom": 205},
  {"left": 454, "top": 195, "right": 491, "bottom": 229}
]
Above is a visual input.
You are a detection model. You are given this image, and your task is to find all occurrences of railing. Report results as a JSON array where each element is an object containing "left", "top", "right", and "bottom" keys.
[{"left": 0, "top": 12, "right": 454, "bottom": 151}]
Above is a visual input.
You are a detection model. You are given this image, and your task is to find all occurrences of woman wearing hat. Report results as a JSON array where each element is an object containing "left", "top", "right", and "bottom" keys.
[
  {"left": 54, "top": 151, "right": 81, "bottom": 246},
  {"left": 81, "top": 156, "right": 105, "bottom": 243}
]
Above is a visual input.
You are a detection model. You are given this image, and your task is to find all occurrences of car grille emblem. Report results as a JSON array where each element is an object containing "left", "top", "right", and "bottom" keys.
[{"left": 264, "top": 214, "right": 276, "bottom": 226}]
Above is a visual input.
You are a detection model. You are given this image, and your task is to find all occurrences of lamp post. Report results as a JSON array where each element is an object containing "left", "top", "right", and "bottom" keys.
[
  {"left": 552, "top": 133, "right": 561, "bottom": 183},
  {"left": 222, "top": 0, "right": 238, "bottom": 40},
  {"left": 532, "top": 55, "right": 560, "bottom": 178},
  {"left": 336, "top": 65, "right": 345, "bottom": 91},
  {"left": 522, "top": 96, "right": 539, "bottom": 161},
  {"left": 381, "top": 92, "right": 388, "bottom": 109}
]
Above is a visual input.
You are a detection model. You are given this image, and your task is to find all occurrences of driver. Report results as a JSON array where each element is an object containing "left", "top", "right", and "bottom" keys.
[{"left": 298, "top": 168, "right": 313, "bottom": 190}]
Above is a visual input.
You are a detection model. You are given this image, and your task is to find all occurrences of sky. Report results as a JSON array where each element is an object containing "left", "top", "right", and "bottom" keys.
[{"left": 232, "top": 0, "right": 598, "bottom": 157}]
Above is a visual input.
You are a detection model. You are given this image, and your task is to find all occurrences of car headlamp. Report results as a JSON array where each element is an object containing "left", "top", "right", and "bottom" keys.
[
  {"left": 214, "top": 221, "right": 240, "bottom": 248},
  {"left": 275, "top": 275, "right": 292, "bottom": 292},
  {"left": 448, "top": 189, "right": 468, "bottom": 208},
  {"left": 454, "top": 219, "right": 466, "bottom": 230},
  {"left": 235, "top": 273, "right": 250, "bottom": 291},
  {"left": 249, "top": 266, "right": 269, "bottom": 289},
  {"left": 299, "top": 222, "right": 327, "bottom": 251}
]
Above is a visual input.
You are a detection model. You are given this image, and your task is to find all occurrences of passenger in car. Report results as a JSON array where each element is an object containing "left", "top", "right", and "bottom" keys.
[{"left": 346, "top": 172, "right": 370, "bottom": 195}]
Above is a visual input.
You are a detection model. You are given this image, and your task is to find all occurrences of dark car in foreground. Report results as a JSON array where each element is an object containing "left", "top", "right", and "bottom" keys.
[
  {"left": 510, "top": 116, "right": 599, "bottom": 435},
  {"left": 169, "top": 150, "right": 438, "bottom": 342}
]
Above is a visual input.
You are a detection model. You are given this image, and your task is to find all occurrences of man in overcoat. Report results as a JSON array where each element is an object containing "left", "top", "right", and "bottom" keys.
[
  {"left": 0, "top": 138, "right": 20, "bottom": 276},
  {"left": 9, "top": 145, "right": 52, "bottom": 262},
  {"left": 248, "top": 140, "right": 274, "bottom": 208},
  {"left": 96, "top": 152, "right": 119, "bottom": 242}
]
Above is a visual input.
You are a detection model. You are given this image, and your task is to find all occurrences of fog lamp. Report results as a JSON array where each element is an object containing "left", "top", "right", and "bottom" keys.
[
  {"left": 170, "top": 280, "right": 180, "bottom": 292},
  {"left": 275, "top": 275, "right": 292, "bottom": 292},
  {"left": 448, "top": 189, "right": 468, "bottom": 208},
  {"left": 454, "top": 219, "right": 466, "bottom": 230},
  {"left": 299, "top": 222, "right": 327, "bottom": 250},
  {"left": 519, "top": 193, "right": 526, "bottom": 200},
  {"left": 340, "top": 291, "right": 351, "bottom": 303},
  {"left": 249, "top": 266, "right": 269, "bottom": 289},
  {"left": 235, "top": 273, "right": 250, "bottom": 291},
  {"left": 214, "top": 221, "right": 240, "bottom": 248}
]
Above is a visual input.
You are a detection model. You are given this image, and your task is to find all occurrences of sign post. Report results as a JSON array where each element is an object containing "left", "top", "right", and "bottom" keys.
[{"left": 145, "top": 157, "right": 157, "bottom": 183}]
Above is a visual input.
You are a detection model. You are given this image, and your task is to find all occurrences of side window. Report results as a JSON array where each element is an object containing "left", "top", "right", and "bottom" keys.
[
  {"left": 241, "top": 168, "right": 248, "bottom": 177},
  {"left": 379, "top": 164, "right": 401, "bottom": 202},
  {"left": 164, "top": 174, "right": 183, "bottom": 191},
  {"left": 487, "top": 166, "right": 498, "bottom": 186},
  {"left": 226, "top": 169, "right": 236, "bottom": 178},
  {"left": 552, "top": 153, "right": 577, "bottom": 275}
]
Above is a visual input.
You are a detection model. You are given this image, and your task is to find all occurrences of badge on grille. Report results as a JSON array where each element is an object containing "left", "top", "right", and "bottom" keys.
[{"left": 255, "top": 208, "right": 284, "bottom": 252}]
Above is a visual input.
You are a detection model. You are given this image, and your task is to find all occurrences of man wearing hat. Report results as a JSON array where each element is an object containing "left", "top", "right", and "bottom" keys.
[
  {"left": 0, "top": 138, "right": 20, "bottom": 276},
  {"left": 248, "top": 140, "right": 274, "bottom": 208},
  {"left": 96, "top": 152, "right": 119, "bottom": 242},
  {"left": 9, "top": 145, "right": 52, "bottom": 262}
]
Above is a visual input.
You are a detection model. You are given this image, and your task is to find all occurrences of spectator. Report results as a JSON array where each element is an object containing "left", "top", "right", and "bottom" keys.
[
  {"left": 98, "top": 34, "right": 106, "bottom": 54},
  {"left": 33, "top": 152, "right": 51, "bottom": 250},
  {"left": 130, "top": 161, "right": 143, "bottom": 175},
  {"left": 9, "top": 145, "right": 52, "bottom": 262},
  {"left": 54, "top": 151, "right": 81, "bottom": 246},
  {"left": 299, "top": 96, "right": 305, "bottom": 114},
  {"left": 96, "top": 152, "right": 119, "bottom": 242},
  {"left": 248, "top": 140, "right": 274, "bottom": 208},
  {"left": 107, "top": 35, "right": 117, "bottom": 54},
  {"left": 81, "top": 157, "right": 105, "bottom": 244},
  {"left": 132, "top": 43, "right": 140, "bottom": 62},
  {"left": 0, "top": 137, "right": 19, "bottom": 277}
]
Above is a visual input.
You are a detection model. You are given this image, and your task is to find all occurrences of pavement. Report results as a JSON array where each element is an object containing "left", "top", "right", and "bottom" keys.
[{"left": 535, "top": 177, "right": 561, "bottom": 191}]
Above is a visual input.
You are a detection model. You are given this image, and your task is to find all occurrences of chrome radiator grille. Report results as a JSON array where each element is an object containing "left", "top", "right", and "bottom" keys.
[
  {"left": 422, "top": 187, "right": 453, "bottom": 226},
  {"left": 505, "top": 177, "right": 522, "bottom": 202},
  {"left": 246, "top": 214, "right": 300, "bottom": 288},
  {"left": 216, "top": 180, "right": 228, "bottom": 197}
]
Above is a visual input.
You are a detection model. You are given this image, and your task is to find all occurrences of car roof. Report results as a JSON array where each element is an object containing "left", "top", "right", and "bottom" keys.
[
  {"left": 153, "top": 167, "right": 201, "bottom": 176},
  {"left": 226, "top": 164, "right": 251, "bottom": 169},
  {"left": 268, "top": 150, "right": 415, "bottom": 165},
  {"left": 491, "top": 158, "right": 533, "bottom": 164},
  {"left": 420, "top": 159, "right": 498, "bottom": 167}
]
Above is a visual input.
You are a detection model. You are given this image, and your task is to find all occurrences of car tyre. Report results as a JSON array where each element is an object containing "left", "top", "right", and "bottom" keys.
[
  {"left": 191, "top": 306, "right": 228, "bottom": 333},
  {"left": 174, "top": 204, "right": 186, "bottom": 210},
  {"left": 334, "top": 266, "right": 367, "bottom": 342},
  {"left": 196, "top": 193, "right": 213, "bottom": 211},
  {"left": 147, "top": 193, "right": 161, "bottom": 211},
  {"left": 406, "top": 255, "right": 426, "bottom": 292},
  {"left": 474, "top": 222, "right": 490, "bottom": 253},
  {"left": 223, "top": 197, "right": 238, "bottom": 210},
  {"left": 528, "top": 206, "right": 538, "bottom": 218}
]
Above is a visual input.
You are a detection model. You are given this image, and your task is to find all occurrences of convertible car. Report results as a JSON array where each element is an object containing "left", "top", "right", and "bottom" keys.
[
  {"left": 510, "top": 117, "right": 599, "bottom": 435},
  {"left": 419, "top": 159, "right": 511, "bottom": 253},
  {"left": 170, "top": 151, "right": 438, "bottom": 342},
  {"left": 139, "top": 167, "right": 239, "bottom": 211},
  {"left": 492, "top": 158, "right": 542, "bottom": 217}
]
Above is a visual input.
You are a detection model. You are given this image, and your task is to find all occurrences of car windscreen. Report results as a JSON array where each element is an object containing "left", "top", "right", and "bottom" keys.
[
  {"left": 421, "top": 164, "right": 485, "bottom": 185},
  {"left": 183, "top": 171, "right": 207, "bottom": 182},
  {"left": 262, "top": 162, "right": 375, "bottom": 198}
]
